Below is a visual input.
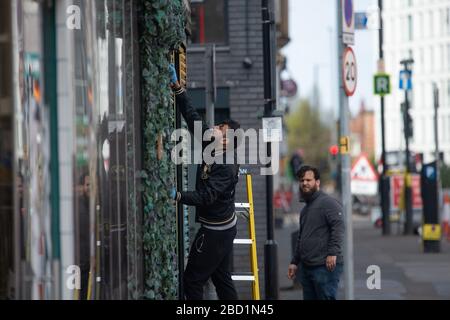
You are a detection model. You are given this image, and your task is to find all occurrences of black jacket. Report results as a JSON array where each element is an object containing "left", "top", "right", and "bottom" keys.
[
  {"left": 291, "top": 190, "right": 345, "bottom": 267},
  {"left": 174, "top": 87, "right": 239, "bottom": 227}
]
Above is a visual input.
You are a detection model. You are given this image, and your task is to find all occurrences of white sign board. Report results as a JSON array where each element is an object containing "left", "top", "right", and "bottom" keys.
[
  {"left": 351, "top": 155, "right": 378, "bottom": 196},
  {"left": 342, "top": 47, "right": 357, "bottom": 96},
  {"left": 342, "top": 0, "right": 355, "bottom": 45},
  {"left": 262, "top": 117, "right": 283, "bottom": 143}
]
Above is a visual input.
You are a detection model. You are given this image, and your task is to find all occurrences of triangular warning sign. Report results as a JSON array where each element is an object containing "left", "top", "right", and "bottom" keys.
[{"left": 351, "top": 155, "right": 378, "bottom": 181}]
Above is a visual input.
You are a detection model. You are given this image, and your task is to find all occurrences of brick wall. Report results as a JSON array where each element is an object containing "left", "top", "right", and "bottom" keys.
[
  {"left": 186, "top": 0, "right": 268, "bottom": 299},
  {"left": 350, "top": 105, "right": 376, "bottom": 158}
]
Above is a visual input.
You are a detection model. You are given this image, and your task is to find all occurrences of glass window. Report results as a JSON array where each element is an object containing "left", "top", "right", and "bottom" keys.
[
  {"left": 429, "top": 11, "right": 434, "bottom": 37},
  {"left": 187, "top": 87, "right": 230, "bottom": 124},
  {"left": 447, "top": 8, "right": 450, "bottom": 34},
  {"left": 57, "top": 0, "right": 143, "bottom": 300},
  {"left": 419, "top": 47, "right": 424, "bottom": 72},
  {"left": 10, "top": 0, "right": 54, "bottom": 300},
  {"left": 430, "top": 47, "right": 434, "bottom": 72},
  {"left": 190, "top": 0, "right": 228, "bottom": 45},
  {"left": 447, "top": 80, "right": 450, "bottom": 107},
  {"left": 408, "top": 15, "right": 413, "bottom": 41},
  {"left": 418, "top": 13, "right": 424, "bottom": 39},
  {"left": 0, "top": 1, "right": 13, "bottom": 300},
  {"left": 447, "top": 44, "right": 450, "bottom": 71}
]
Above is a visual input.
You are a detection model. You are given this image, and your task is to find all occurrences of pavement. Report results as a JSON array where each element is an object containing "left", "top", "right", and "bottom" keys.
[{"left": 276, "top": 212, "right": 450, "bottom": 300}]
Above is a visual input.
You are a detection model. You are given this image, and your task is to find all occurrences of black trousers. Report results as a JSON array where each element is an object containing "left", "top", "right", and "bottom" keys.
[
  {"left": 184, "top": 225, "right": 238, "bottom": 300},
  {"left": 80, "top": 265, "right": 89, "bottom": 300}
]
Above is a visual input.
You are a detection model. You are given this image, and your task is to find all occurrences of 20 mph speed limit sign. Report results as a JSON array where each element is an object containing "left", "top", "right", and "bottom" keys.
[{"left": 342, "top": 47, "right": 357, "bottom": 96}]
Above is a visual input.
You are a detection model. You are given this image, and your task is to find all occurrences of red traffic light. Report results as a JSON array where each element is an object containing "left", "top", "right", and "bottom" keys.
[{"left": 329, "top": 145, "right": 339, "bottom": 156}]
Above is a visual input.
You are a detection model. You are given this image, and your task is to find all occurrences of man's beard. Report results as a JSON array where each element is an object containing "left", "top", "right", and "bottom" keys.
[{"left": 300, "top": 185, "right": 318, "bottom": 201}]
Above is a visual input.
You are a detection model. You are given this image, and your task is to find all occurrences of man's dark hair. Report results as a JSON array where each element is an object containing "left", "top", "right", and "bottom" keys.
[
  {"left": 218, "top": 119, "right": 240, "bottom": 149},
  {"left": 296, "top": 165, "right": 320, "bottom": 180},
  {"left": 219, "top": 119, "right": 240, "bottom": 130}
]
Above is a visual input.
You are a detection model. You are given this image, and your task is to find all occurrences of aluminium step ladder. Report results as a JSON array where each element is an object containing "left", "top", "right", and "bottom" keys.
[{"left": 232, "top": 169, "right": 260, "bottom": 300}]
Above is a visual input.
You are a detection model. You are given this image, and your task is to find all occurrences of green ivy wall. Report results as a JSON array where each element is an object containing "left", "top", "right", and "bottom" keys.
[{"left": 138, "top": 0, "right": 186, "bottom": 299}]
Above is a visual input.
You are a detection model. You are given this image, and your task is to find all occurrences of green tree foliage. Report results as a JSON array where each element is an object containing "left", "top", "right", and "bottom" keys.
[{"left": 285, "top": 100, "right": 333, "bottom": 182}]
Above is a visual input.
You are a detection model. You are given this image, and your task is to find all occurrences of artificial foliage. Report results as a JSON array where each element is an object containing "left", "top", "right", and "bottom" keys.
[{"left": 138, "top": 0, "right": 186, "bottom": 300}]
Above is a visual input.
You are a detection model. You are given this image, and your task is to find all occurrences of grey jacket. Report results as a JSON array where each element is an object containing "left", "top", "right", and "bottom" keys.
[{"left": 291, "top": 190, "right": 345, "bottom": 267}]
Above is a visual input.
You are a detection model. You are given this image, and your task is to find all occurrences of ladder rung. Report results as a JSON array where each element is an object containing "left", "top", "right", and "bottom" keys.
[
  {"left": 232, "top": 275, "right": 255, "bottom": 281},
  {"left": 234, "top": 239, "right": 253, "bottom": 244},
  {"left": 235, "top": 203, "right": 250, "bottom": 208}
]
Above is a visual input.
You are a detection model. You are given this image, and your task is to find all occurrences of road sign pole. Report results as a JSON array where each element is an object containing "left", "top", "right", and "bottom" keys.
[
  {"left": 378, "top": 0, "right": 391, "bottom": 236},
  {"left": 262, "top": 0, "right": 279, "bottom": 300},
  {"left": 337, "top": 0, "right": 354, "bottom": 300}
]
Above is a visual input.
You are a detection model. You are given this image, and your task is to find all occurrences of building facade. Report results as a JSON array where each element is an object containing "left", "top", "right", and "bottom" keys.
[
  {"left": 0, "top": 0, "right": 187, "bottom": 300},
  {"left": 380, "top": 0, "right": 450, "bottom": 166},
  {"left": 350, "top": 102, "right": 375, "bottom": 159},
  {"left": 186, "top": 0, "right": 289, "bottom": 299}
]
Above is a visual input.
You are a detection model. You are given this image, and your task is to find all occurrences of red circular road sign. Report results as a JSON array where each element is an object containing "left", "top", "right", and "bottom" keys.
[{"left": 342, "top": 47, "right": 357, "bottom": 96}]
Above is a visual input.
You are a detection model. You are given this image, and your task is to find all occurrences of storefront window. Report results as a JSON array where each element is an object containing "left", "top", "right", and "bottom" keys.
[
  {"left": 0, "top": 0, "right": 13, "bottom": 300},
  {"left": 11, "top": 0, "right": 53, "bottom": 300},
  {"left": 68, "top": 0, "right": 143, "bottom": 300},
  {"left": 8, "top": 0, "right": 143, "bottom": 300}
]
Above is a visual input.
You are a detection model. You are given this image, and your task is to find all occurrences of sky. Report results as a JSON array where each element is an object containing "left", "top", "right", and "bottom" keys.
[{"left": 281, "top": 0, "right": 379, "bottom": 117}]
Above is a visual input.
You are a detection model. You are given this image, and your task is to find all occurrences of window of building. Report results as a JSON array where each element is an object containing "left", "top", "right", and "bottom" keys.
[
  {"left": 418, "top": 13, "right": 424, "bottom": 39},
  {"left": 408, "top": 15, "right": 413, "bottom": 41},
  {"left": 447, "top": 80, "right": 450, "bottom": 107},
  {"left": 447, "top": 117, "right": 450, "bottom": 141},
  {"left": 447, "top": 8, "right": 450, "bottom": 34},
  {"left": 57, "top": 0, "right": 144, "bottom": 300},
  {"left": 429, "top": 11, "right": 434, "bottom": 37},
  {"left": 190, "top": 0, "right": 228, "bottom": 45},
  {"left": 441, "top": 44, "right": 445, "bottom": 71},
  {"left": 187, "top": 87, "right": 230, "bottom": 123},
  {"left": 0, "top": 0, "right": 13, "bottom": 300},
  {"left": 447, "top": 44, "right": 450, "bottom": 70},
  {"left": 419, "top": 47, "right": 424, "bottom": 72},
  {"left": 441, "top": 80, "right": 446, "bottom": 109},
  {"left": 430, "top": 47, "right": 434, "bottom": 71}
]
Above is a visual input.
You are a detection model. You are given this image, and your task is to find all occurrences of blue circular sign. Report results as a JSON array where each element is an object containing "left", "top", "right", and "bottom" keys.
[{"left": 345, "top": 0, "right": 353, "bottom": 27}]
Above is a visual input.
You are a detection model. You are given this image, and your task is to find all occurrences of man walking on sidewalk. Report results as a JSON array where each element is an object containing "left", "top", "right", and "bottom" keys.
[{"left": 287, "top": 165, "right": 345, "bottom": 300}]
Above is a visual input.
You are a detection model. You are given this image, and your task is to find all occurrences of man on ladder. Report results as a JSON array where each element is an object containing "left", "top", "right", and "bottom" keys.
[{"left": 169, "top": 65, "right": 241, "bottom": 300}]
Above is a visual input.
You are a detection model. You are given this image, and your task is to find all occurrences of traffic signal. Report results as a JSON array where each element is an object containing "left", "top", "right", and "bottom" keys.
[
  {"left": 329, "top": 145, "right": 339, "bottom": 159},
  {"left": 406, "top": 112, "right": 413, "bottom": 138},
  {"left": 401, "top": 102, "right": 413, "bottom": 139}
]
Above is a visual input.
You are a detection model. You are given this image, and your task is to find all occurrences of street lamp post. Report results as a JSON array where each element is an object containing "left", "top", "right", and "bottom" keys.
[
  {"left": 262, "top": 0, "right": 279, "bottom": 300},
  {"left": 378, "top": 0, "right": 391, "bottom": 236},
  {"left": 400, "top": 58, "right": 414, "bottom": 235}
]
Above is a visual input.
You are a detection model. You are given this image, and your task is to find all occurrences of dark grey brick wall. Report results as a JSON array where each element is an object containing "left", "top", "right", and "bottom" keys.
[{"left": 186, "top": 0, "right": 269, "bottom": 299}]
